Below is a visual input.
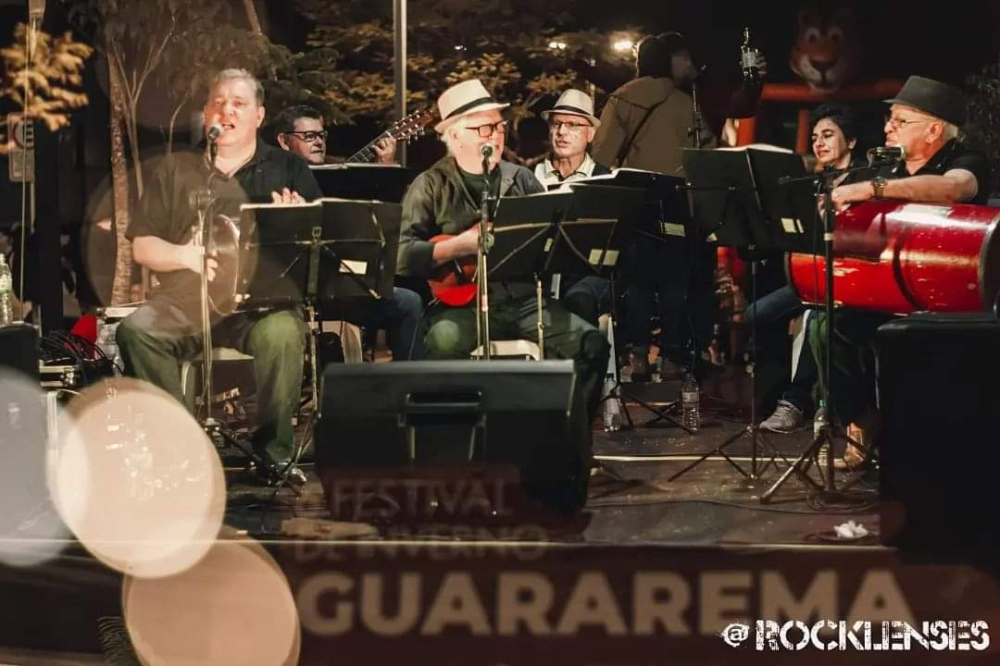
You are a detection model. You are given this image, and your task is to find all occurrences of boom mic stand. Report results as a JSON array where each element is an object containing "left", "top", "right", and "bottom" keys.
[
  {"left": 474, "top": 146, "right": 493, "bottom": 360},
  {"left": 193, "top": 138, "right": 301, "bottom": 490},
  {"left": 760, "top": 161, "right": 876, "bottom": 503}
]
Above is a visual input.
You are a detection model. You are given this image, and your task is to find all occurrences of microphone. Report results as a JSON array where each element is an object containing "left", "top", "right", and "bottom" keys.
[
  {"left": 480, "top": 144, "right": 494, "bottom": 159},
  {"left": 207, "top": 124, "right": 224, "bottom": 142},
  {"left": 867, "top": 146, "right": 904, "bottom": 165}
]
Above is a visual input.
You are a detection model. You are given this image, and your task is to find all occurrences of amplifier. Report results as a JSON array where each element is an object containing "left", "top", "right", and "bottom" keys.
[{"left": 0, "top": 324, "right": 39, "bottom": 381}]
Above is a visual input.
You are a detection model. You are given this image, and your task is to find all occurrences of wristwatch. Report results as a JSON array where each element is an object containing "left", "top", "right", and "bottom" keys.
[{"left": 872, "top": 176, "right": 888, "bottom": 199}]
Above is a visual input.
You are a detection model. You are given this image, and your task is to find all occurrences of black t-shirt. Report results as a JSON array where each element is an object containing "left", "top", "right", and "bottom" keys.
[
  {"left": 127, "top": 137, "right": 321, "bottom": 308},
  {"left": 458, "top": 166, "right": 502, "bottom": 216},
  {"left": 876, "top": 140, "right": 991, "bottom": 205}
]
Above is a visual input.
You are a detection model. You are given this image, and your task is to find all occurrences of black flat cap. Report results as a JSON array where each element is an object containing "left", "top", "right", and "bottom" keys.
[{"left": 885, "top": 75, "right": 967, "bottom": 126}]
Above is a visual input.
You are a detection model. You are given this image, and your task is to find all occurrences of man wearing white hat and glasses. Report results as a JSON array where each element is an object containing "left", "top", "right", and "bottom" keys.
[
  {"left": 533, "top": 89, "right": 613, "bottom": 327},
  {"left": 397, "top": 79, "right": 611, "bottom": 425},
  {"left": 535, "top": 89, "right": 612, "bottom": 186}
]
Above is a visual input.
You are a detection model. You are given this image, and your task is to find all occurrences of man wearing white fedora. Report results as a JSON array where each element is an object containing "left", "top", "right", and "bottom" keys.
[
  {"left": 534, "top": 89, "right": 611, "bottom": 187},
  {"left": 397, "top": 78, "right": 611, "bottom": 421},
  {"left": 533, "top": 89, "right": 613, "bottom": 327}
]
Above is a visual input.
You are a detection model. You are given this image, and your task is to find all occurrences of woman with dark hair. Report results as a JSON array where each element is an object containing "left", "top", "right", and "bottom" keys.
[{"left": 810, "top": 103, "right": 867, "bottom": 184}]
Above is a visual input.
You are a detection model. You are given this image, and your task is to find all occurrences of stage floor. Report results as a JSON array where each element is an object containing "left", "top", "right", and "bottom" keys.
[
  {"left": 225, "top": 367, "right": 881, "bottom": 549},
  {"left": 6, "top": 369, "right": 1000, "bottom": 665}
]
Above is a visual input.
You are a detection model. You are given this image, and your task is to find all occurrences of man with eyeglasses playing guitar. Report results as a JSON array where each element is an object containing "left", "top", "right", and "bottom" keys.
[
  {"left": 397, "top": 79, "right": 610, "bottom": 423},
  {"left": 273, "top": 104, "right": 427, "bottom": 362},
  {"left": 273, "top": 105, "right": 398, "bottom": 165}
]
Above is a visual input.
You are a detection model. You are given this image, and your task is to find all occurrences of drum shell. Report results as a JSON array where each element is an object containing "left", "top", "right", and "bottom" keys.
[{"left": 788, "top": 202, "right": 1000, "bottom": 314}]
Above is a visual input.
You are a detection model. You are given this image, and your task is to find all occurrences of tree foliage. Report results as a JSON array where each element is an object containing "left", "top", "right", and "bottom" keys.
[
  {"left": 0, "top": 23, "right": 93, "bottom": 150},
  {"left": 296, "top": 0, "right": 589, "bottom": 155}
]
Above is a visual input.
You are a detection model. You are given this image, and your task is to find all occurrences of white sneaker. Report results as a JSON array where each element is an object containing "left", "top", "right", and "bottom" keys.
[{"left": 761, "top": 400, "right": 806, "bottom": 433}]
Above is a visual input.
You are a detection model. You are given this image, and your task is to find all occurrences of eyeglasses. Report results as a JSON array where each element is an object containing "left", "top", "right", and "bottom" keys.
[
  {"left": 465, "top": 121, "right": 507, "bottom": 138},
  {"left": 884, "top": 115, "right": 932, "bottom": 130},
  {"left": 549, "top": 120, "right": 591, "bottom": 133},
  {"left": 284, "top": 130, "right": 328, "bottom": 143}
]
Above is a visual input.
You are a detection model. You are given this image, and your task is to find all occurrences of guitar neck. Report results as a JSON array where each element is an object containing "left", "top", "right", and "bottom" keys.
[{"left": 347, "top": 131, "right": 390, "bottom": 164}]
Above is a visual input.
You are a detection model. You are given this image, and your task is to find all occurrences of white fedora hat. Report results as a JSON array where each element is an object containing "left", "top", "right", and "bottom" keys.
[
  {"left": 541, "top": 89, "right": 601, "bottom": 128},
  {"left": 435, "top": 79, "right": 510, "bottom": 133}
]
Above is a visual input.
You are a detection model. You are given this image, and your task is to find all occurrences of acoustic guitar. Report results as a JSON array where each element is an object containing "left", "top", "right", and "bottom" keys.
[
  {"left": 427, "top": 234, "right": 477, "bottom": 306},
  {"left": 346, "top": 109, "right": 435, "bottom": 163}
]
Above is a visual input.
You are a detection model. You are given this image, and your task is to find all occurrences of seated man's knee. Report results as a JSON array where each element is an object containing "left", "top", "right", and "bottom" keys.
[
  {"left": 424, "top": 318, "right": 468, "bottom": 358},
  {"left": 254, "top": 311, "right": 306, "bottom": 354},
  {"left": 579, "top": 328, "right": 610, "bottom": 363},
  {"left": 394, "top": 287, "right": 423, "bottom": 315}
]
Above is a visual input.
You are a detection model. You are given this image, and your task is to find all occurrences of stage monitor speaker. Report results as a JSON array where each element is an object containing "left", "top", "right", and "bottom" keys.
[
  {"left": 0, "top": 324, "right": 39, "bottom": 382},
  {"left": 314, "top": 360, "right": 591, "bottom": 520},
  {"left": 876, "top": 312, "right": 1000, "bottom": 555}
]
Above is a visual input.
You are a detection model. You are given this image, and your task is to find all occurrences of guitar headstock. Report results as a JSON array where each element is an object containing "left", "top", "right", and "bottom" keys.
[{"left": 387, "top": 109, "right": 436, "bottom": 142}]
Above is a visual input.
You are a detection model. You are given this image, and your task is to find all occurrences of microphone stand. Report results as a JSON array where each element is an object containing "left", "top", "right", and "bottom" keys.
[
  {"left": 193, "top": 136, "right": 299, "bottom": 489},
  {"left": 761, "top": 161, "right": 878, "bottom": 503},
  {"left": 474, "top": 149, "right": 493, "bottom": 360}
]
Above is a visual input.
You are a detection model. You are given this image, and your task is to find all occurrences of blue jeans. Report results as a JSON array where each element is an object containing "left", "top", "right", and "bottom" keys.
[
  {"left": 562, "top": 276, "right": 611, "bottom": 326},
  {"left": 360, "top": 287, "right": 425, "bottom": 361},
  {"left": 744, "top": 286, "right": 816, "bottom": 413}
]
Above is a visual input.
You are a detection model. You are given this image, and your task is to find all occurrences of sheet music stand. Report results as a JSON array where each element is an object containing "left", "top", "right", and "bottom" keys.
[
  {"left": 668, "top": 148, "right": 802, "bottom": 485},
  {"left": 485, "top": 187, "right": 641, "bottom": 358},
  {"left": 310, "top": 164, "right": 417, "bottom": 203},
  {"left": 561, "top": 175, "right": 697, "bottom": 431},
  {"left": 745, "top": 150, "right": 823, "bottom": 254},
  {"left": 239, "top": 198, "right": 399, "bottom": 412}
]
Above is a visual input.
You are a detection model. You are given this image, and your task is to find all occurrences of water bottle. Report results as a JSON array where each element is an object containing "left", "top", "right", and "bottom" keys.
[
  {"left": 681, "top": 373, "right": 701, "bottom": 432},
  {"left": 0, "top": 253, "right": 13, "bottom": 326},
  {"left": 602, "top": 377, "right": 622, "bottom": 432}
]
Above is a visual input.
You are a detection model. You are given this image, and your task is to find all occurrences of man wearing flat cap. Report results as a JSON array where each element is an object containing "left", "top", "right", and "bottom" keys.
[
  {"left": 397, "top": 79, "right": 610, "bottom": 439},
  {"left": 832, "top": 75, "right": 990, "bottom": 210},
  {"left": 813, "top": 75, "right": 992, "bottom": 471}
]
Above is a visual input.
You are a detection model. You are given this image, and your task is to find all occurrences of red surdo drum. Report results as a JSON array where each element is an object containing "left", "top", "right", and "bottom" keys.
[{"left": 787, "top": 201, "right": 1000, "bottom": 314}]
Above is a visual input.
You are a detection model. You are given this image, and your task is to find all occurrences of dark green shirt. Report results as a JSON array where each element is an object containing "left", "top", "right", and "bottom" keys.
[
  {"left": 397, "top": 157, "right": 544, "bottom": 280},
  {"left": 127, "top": 137, "right": 321, "bottom": 308}
]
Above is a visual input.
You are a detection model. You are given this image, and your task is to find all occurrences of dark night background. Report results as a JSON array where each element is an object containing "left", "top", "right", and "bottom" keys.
[{"left": 2, "top": 0, "right": 1000, "bottom": 322}]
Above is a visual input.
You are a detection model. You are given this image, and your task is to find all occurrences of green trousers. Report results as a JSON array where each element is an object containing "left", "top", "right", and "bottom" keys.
[
  {"left": 809, "top": 309, "right": 893, "bottom": 427},
  {"left": 116, "top": 300, "right": 306, "bottom": 462}
]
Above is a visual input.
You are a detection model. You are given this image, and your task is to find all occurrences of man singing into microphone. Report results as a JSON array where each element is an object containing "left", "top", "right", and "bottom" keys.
[
  {"left": 397, "top": 78, "right": 610, "bottom": 425},
  {"left": 117, "top": 68, "right": 321, "bottom": 485},
  {"left": 812, "top": 76, "right": 991, "bottom": 470}
]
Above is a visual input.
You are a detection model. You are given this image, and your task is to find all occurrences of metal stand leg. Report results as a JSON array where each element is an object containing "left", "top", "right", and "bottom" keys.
[
  {"left": 667, "top": 251, "right": 786, "bottom": 484},
  {"left": 536, "top": 275, "right": 545, "bottom": 360}
]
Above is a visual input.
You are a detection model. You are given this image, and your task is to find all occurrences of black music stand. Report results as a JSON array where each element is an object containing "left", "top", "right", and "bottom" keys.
[
  {"left": 668, "top": 148, "right": 797, "bottom": 485},
  {"left": 239, "top": 198, "right": 399, "bottom": 421},
  {"left": 310, "top": 164, "right": 417, "bottom": 203},
  {"left": 563, "top": 172, "right": 697, "bottom": 431},
  {"left": 485, "top": 187, "right": 641, "bottom": 359}
]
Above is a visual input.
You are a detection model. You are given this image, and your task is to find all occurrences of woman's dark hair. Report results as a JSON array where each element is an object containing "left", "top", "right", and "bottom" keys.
[
  {"left": 810, "top": 103, "right": 858, "bottom": 142},
  {"left": 636, "top": 32, "right": 687, "bottom": 79}
]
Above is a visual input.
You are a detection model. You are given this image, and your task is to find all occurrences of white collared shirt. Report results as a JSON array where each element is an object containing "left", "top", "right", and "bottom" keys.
[{"left": 533, "top": 153, "right": 599, "bottom": 188}]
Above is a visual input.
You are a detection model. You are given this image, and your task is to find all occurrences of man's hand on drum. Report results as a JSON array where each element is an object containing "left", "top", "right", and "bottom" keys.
[
  {"left": 831, "top": 181, "right": 874, "bottom": 212},
  {"left": 184, "top": 239, "right": 218, "bottom": 282},
  {"left": 271, "top": 188, "right": 305, "bottom": 204}
]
